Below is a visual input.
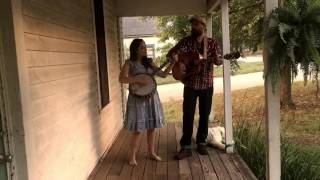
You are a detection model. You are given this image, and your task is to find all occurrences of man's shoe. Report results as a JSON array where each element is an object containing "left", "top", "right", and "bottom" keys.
[
  {"left": 197, "top": 144, "right": 208, "bottom": 155},
  {"left": 175, "top": 149, "right": 192, "bottom": 160}
]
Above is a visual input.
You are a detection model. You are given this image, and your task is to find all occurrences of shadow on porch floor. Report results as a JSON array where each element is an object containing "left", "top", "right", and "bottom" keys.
[{"left": 88, "top": 123, "right": 257, "bottom": 180}]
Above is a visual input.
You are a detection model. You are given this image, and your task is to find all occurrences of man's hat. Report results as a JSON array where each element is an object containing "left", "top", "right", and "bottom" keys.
[{"left": 189, "top": 15, "right": 206, "bottom": 25}]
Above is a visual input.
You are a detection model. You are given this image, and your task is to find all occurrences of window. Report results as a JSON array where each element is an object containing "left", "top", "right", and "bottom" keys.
[
  {"left": 146, "top": 44, "right": 155, "bottom": 59},
  {"left": 94, "top": 0, "right": 110, "bottom": 107}
]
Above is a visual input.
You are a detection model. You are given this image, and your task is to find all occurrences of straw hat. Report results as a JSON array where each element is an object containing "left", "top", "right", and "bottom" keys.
[{"left": 189, "top": 15, "right": 206, "bottom": 25}]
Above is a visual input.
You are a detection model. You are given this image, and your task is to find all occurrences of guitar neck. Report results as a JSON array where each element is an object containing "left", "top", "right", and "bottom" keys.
[{"left": 207, "top": 52, "right": 241, "bottom": 63}]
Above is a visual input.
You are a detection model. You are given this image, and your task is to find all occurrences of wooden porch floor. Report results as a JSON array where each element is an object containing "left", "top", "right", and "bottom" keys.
[{"left": 88, "top": 123, "right": 257, "bottom": 180}]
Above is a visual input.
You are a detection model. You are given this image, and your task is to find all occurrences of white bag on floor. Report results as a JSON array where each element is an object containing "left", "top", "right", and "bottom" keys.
[{"left": 206, "top": 126, "right": 225, "bottom": 150}]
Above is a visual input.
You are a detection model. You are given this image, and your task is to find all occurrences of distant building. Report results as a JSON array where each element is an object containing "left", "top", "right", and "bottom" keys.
[{"left": 122, "top": 17, "right": 172, "bottom": 60}]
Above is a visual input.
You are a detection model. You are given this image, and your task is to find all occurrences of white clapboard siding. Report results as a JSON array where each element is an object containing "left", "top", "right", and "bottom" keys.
[{"left": 20, "top": 0, "right": 124, "bottom": 179}]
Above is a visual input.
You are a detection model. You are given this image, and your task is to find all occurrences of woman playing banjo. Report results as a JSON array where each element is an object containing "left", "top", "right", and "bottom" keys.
[{"left": 119, "top": 39, "right": 177, "bottom": 166}]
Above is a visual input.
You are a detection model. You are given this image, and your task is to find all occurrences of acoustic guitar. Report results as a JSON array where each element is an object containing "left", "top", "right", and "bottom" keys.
[{"left": 172, "top": 52, "right": 241, "bottom": 81}]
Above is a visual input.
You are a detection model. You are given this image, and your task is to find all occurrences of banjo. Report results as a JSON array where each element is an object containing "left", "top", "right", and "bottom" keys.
[
  {"left": 128, "top": 51, "right": 239, "bottom": 97},
  {"left": 129, "top": 58, "right": 174, "bottom": 98}
]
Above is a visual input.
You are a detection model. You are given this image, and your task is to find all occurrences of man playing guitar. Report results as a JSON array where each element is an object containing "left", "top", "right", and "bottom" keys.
[{"left": 167, "top": 15, "right": 223, "bottom": 160}]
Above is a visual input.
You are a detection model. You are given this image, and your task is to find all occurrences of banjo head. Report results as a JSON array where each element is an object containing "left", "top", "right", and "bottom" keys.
[{"left": 130, "top": 74, "right": 156, "bottom": 97}]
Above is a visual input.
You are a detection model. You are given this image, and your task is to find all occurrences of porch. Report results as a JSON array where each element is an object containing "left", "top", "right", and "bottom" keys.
[
  {"left": 0, "top": 0, "right": 282, "bottom": 179},
  {"left": 88, "top": 123, "right": 257, "bottom": 180}
]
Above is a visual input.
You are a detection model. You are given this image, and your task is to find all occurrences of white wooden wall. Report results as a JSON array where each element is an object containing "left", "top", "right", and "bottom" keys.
[
  {"left": 5, "top": 0, "right": 125, "bottom": 179},
  {"left": 0, "top": 0, "right": 29, "bottom": 179}
]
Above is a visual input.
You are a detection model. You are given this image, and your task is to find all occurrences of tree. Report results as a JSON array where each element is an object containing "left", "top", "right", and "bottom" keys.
[
  {"left": 156, "top": 16, "right": 191, "bottom": 42},
  {"left": 156, "top": 0, "right": 264, "bottom": 52},
  {"left": 279, "top": 0, "right": 295, "bottom": 109},
  {"left": 154, "top": 0, "right": 320, "bottom": 105},
  {"left": 155, "top": 0, "right": 265, "bottom": 70}
]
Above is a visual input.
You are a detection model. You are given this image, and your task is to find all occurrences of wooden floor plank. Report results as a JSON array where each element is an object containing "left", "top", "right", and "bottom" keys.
[
  {"left": 118, "top": 164, "right": 133, "bottom": 180},
  {"left": 118, "top": 131, "right": 146, "bottom": 180},
  {"left": 188, "top": 152, "right": 206, "bottom": 180},
  {"left": 106, "top": 131, "right": 135, "bottom": 177},
  {"left": 105, "top": 175, "right": 119, "bottom": 180},
  {"left": 198, "top": 155, "right": 219, "bottom": 180},
  {"left": 175, "top": 123, "right": 192, "bottom": 180},
  {"left": 230, "top": 154, "right": 257, "bottom": 180},
  {"left": 156, "top": 124, "right": 168, "bottom": 180},
  {"left": 90, "top": 123, "right": 257, "bottom": 180},
  {"left": 218, "top": 151, "right": 244, "bottom": 180},
  {"left": 143, "top": 128, "right": 160, "bottom": 180},
  {"left": 189, "top": 125, "right": 205, "bottom": 180},
  {"left": 92, "top": 130, "right": 129, "bottom": 180},
  {"left": 158, "top": 124, "right": 168, "bottom": 157},
  {"left": 167, "top": 123, "right": 179, "bottom": 180},
  {"left": 131, "top": 132, "right": 148, "bottom": 180},
  {"left": 167, "top": 123, "right": 177, "bottom": 155},
  {"left": 208, "top": 149, "right": 231, "bottom": 180}
]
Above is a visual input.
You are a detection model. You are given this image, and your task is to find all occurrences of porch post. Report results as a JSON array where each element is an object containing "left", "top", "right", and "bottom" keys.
[
  {"left": 206, "top": 14, "right": 213, "bottom": 38},
  {"left": 264, "top": 0, "right": 281, "bottom": 179},
  {"left": 206, "top": 13, "right": 215, "bottom": 123},
  {"left": 221, "top": 0, "right": 234, "bottom": 153}
]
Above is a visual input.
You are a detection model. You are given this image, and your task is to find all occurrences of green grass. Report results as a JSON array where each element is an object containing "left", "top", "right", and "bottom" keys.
[
  {"left": 234, "top": 121, "right": 320, "bottom": 180},
  {"left": 156, "top": 61, "right": 264, "bottom": 85},
  {"left": 155, "top": 75, "right": 178, "bottom": 86},
  {"left": 215, "top": 61, "right": 264, "bottom": 77}
]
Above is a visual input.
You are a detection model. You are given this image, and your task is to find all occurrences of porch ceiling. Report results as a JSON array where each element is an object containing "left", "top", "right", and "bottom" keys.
[{"left": 115, "top": 0, "right": 220, "bottom": 17}]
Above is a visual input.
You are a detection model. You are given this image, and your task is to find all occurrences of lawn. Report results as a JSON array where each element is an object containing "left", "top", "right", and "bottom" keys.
[{"left": 156, "top": 61, "right": 264, "bottom": 85}]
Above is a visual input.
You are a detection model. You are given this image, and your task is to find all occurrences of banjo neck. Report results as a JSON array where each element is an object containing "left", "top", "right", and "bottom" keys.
[{"left": 152, "top": 58, "right": 174, "bottom": 75}]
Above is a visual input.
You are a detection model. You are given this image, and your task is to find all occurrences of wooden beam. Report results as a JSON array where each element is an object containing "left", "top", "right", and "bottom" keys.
[
  {"left": 207, "top": 0, "right": 220, "bottom": 13},
  {"left": 115, "top": 0, "right": 206, "bottom": 17},
  {"left": 207, "top": 14, "right": 216, "bottom": 123},
  {"left": 0, "top": 0, "right": 30, "bottom": 179},
  {"left": 221, "top": 0, "right": 234, "bottom": 153},
  {"left": 206, "top": 14, "right": 213, "bottom": 38},
  {"left": 264, "top": 0, "right": 281, "bottom": 179},
  {"left": 117, "top": 17, "right": 127, "bottom": 120}
]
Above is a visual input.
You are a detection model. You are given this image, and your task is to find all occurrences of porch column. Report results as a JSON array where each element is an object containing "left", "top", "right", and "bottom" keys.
[
  {"left": 221, "top": 0, "right": 234, "bottom": 153},
  {"left": 206, "top": 13, "right": 215, "bottom": 123},
  {"left": 206, "top": 14, "right": 213, "bottom": 38},
  {"left": 264, "top": 0, "right": 281, "bottom": 179}
]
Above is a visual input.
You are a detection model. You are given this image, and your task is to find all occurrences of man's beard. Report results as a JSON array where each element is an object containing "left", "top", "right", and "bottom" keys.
[{"left": 191, "top": 29, "right": 202, "bottom": 38}]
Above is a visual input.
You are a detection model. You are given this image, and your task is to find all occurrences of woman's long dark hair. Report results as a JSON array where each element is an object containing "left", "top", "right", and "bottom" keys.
[{"left": 129, "top": 39, "right": 152, "bottom": 70}]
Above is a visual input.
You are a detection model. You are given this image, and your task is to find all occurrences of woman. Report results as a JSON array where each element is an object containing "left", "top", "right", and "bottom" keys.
[{"left": 119, "top": 39, "right": 177, "bottom": 166}]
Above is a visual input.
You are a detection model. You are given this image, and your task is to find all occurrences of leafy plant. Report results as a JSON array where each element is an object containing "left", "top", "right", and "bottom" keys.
[{"left": 264, "top": 0, "right": 320, "bottom": 92}]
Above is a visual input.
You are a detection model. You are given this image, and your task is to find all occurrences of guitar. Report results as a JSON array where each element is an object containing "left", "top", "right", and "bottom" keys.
[{"left": 172, "top": 52, "right": 241, "bottom": 81}]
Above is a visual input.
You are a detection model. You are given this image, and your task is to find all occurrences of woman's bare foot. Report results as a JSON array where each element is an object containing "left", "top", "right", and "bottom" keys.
[
  {"left": 129, "top": 159, "right": 138, "bottom": 166},
  {"left": 149, "top": 153, "right": 162, "bottom": 161}
]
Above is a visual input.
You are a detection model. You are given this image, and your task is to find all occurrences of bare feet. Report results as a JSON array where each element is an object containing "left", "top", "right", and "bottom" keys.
[
  {"left": 149, "top": 153, "right": 162, "bottom": 161},
  {"left": 129, "top": 159, "right": 138, "bottom": 166}
]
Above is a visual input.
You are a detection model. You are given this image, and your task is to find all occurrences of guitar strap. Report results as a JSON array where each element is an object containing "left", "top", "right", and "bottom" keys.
[{"left": 203, "top": 36, "right": 208, "bottom": 60}]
